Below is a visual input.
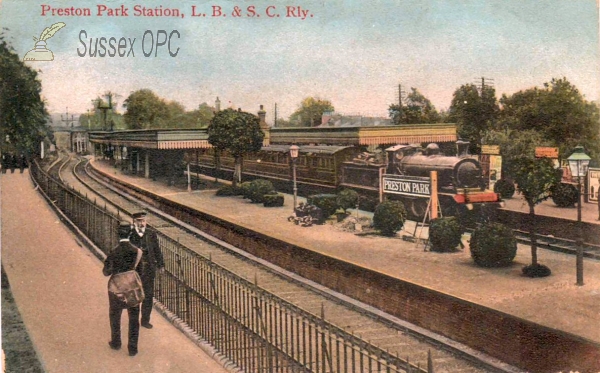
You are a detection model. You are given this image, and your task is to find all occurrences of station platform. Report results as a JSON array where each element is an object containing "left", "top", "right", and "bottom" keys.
[
  {"left": 0, "top": 171, "right": 231, "bottom": 373},
  {"left": 90, "top": 159, "right": 600, "bottom": 347}
]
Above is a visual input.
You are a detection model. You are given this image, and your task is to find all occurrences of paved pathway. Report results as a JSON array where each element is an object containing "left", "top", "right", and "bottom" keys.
[
  {"left": 92, "top": 159, "right": 600, "bottom": 345},
  {"left": 1, "top": 170, "right": 230, "bottom": 373}
]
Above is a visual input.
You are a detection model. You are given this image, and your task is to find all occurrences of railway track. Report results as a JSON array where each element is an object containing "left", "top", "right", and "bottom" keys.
[
  {"left": 513, "top": 230, "right": 600, "bottom": 260},
  {"left": 56, "top": 154, "right": 521, "bottom": 373}
]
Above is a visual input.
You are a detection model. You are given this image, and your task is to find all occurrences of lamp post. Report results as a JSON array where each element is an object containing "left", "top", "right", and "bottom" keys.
[
  {"left": 567, "top": 145, "right": 591, "bottom": 286},
  {"left": 289, "top": 145, "right": 299, "bottom": 211}
]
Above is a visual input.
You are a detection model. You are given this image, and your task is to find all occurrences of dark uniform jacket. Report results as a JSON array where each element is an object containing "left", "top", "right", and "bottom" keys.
[
  {"left": 103, "top": 240, "right": 140, "bottom": 277},
  {"left": 129, "top": 228, "right": 164, "bottom": 274}
]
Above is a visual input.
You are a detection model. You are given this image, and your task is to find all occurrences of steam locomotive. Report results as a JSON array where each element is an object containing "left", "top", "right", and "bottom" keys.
[{"left": 189, "top": 142, "right": 501, "bottom": 220}]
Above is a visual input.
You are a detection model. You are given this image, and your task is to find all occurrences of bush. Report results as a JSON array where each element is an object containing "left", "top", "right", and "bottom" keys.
[
  {"left": 429, "top": 217, "right": 462, "bottom": 253},
  {"left": 493, "top": 179, "right": 515, "bottom": 199},
  {"left": 215, "top": 185, "right": 242, "bottom": 196},
  {"left": 263, "top": 193, "right": 284, "bottom": 207},
  {"left": 240, "top": 181, "right": 253, "bottom": 199},
  {"left": 551, "top": 183, "right": 578, "bottom": 207},
  {"left": 307, "top": 194, "right": 339, "bottom": 218},
  {"left": 247, "top": 179, "right": 275, "bottom": 203},
  {"left": 470, "top": 223, "right": 517, "bottom": 267},
  {"left": 522, "top": 264, "right": 552, "bottom": 278},
  {"left": 373, "top": 200, "right": 407, "bottom": 237},
  {"left": 336, "top": 189, "right": 359, "bottom": 213}
]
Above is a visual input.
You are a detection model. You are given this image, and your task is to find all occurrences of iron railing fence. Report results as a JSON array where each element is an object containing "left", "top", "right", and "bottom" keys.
[
  {"left": 31, "top": 160, "right": 118, "bottom": 253},
  {"left": 156, "top": 233, "right": 431, "bottom": 373},
  {"left": 30, "top": 158, "right": 433, "bottom": 373}
]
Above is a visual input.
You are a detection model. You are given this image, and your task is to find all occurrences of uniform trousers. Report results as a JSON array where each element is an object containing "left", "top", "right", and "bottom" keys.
[
  {"left": 109, "top": 293, "right": 140, "bottom": 353},
  {"left": 140, "top": 266, "right": 156, "bottom": 324}
]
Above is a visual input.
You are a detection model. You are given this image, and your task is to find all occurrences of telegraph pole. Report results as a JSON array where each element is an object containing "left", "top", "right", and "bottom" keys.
[{"left": 473, "top": 77, "right": 495, "bottom": 95}]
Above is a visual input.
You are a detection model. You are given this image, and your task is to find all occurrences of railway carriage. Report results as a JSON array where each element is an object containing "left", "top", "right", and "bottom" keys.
[{"left": 190, "top": 142, "right": 501, "bottom": 220}]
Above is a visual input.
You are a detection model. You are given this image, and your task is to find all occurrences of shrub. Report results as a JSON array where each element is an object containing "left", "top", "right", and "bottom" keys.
[
  {"left": 247, "top": 179, "right": 275, "bottom": 203},
  {"left": 470, "top": 223, "right": 517, "bottom": 267},
  {"left": 336, "top": 189, "right": 359, "bottom": 213},
  {"left": 263, "top": 193, "right": 284, "bottom": 207},
  {"left": 373, "top": 200, "right": 407, "bottom": 237},
  {"left": 522, "top": 264, "right": 551, "bottom": 278},
  {"left": 307, "top": 194, "right": 339, "bottom": 218},
  {"left": 493, "top": 179, "right": 515, "bottom": 199},
  {"left": 240, "top": 181, "right": 253, "bottom": 199},
  {"left": 551, "top": 183, "right": 578, "bottom": 208},
  {"left": 429, "top": 217, "right": 462, "bottom": 253},
  {"left": 215, "top": 185, "right": 241, "bottom": 196}
]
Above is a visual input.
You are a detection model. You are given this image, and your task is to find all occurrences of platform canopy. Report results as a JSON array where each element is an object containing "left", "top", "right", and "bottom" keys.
[
  {"left": 269, "top": 123, "right": 457, "bottom": 146},
  {"left": 88, "top": 129, "right": 211, "bottom": 149}
]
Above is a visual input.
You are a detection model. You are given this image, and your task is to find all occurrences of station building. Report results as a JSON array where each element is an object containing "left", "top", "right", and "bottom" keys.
[{"left": 89, "top": 105, "right": 458, "bottom": 182}]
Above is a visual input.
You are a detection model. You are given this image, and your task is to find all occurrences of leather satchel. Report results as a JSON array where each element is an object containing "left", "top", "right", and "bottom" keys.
[{"left": 107, "top": 248, "right": 145, "bottom": 308}]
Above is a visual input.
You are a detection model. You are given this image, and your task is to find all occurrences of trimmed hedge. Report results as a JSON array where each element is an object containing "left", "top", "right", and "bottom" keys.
[
  {"left": 263, "top": 193, "right": 284, "bottom": 207},
  {"left": 247, "top": 179, "right": 275, "bottom": 203},
  {"left": 336, "top": 189, "right": 359, "bottom": 213},
  {"left": 470, "top": 223, "right": 517, "bottom": 267},
  {"left": 373, "top": 200, "right": 407, "bottom": 237},
  {"left": 429, "top": 217, "right": 462, "bottom": 252},
  {"left": 216, "top": 185, "right": 242, "bottom": 196},
  {"left": 307, "top": 194, "right": 339, "bottom": 218},
  {"left": 493, "top": 179, "right": 516, "bottom": 199},
  {"left": 551, "top": 183, "right": 578, "bottom": 208}
]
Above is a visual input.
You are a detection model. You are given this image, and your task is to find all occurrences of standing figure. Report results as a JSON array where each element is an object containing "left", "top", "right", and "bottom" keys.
[
  {"left": 9, "top": 153, "right": 16, "bottom": 173},
  {"left": 129, "top": 211, "right": 164, "bottom": 329},
  {"left": 103, "top": 221, "right": 142, "bottom": 356},
  {"left": 19, "top": 153, "right": 27, "bottom": 173},
  {"left": 1, "top": 153, "right": 7, "bottom": 174}
]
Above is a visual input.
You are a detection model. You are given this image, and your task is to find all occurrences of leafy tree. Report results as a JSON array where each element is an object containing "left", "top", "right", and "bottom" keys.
[
  {"left": 0, "top": 37, "right": 52, "bottom": 157},
  {"left": 123, "top": 89, "right": 171, "bottom": 129},
  {"left": 448, "top": 84, "right": 498, "bottom": 154},
  {"left": 207, "top": 108, "right": 264, "bottom": 186},
  {"left": 512, "top": 157, "right": 561, "bottom": 276},
  {"left": 290, "top": 97, "right": 334, "bottom": 127},
  {"left": 483, "top": 129, "right": 551, "bottom": 181},
  {"left": 388, "top": 87, "right": 440, "bottom": 125},
  {"left": 499, "top": 78, "right": 600, "bottom": 163}
]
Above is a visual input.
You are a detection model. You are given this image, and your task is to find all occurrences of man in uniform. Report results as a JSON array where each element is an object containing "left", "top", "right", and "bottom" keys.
[
  {"left": 129, "top": 211, "right": 164, "bottom": 329},
  {"left": 103, "top": 221, "right": 142, "bottom": 356}
]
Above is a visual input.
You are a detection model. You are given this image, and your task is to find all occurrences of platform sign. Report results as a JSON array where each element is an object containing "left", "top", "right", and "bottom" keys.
[
  {"left": 588, "top": 168, "right": 600, "bottom": 202},
  {"left": 481, "top": 145, "right": 500, "bottom": 155},
  {"left": 535, "top": 147, "right": 559, "bottom": 158},
  {"left": 489, "top": 155, "right": 502, "bottom": 190},
  {"left": 382, "top": 175, "right": 430, "bottom": 197}
]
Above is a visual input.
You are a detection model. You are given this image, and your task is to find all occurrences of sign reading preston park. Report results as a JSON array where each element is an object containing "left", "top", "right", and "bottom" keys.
[{"left": 382, "top": 175, "right": 431, "bottom": 197}]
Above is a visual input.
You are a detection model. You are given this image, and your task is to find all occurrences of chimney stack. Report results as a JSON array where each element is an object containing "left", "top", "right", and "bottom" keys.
[
  {"left": 258, "top": 105, "right": 267, "bottom": 129},
  {"left": 215, "top": 97, "right": 221, "bottom": 112}
]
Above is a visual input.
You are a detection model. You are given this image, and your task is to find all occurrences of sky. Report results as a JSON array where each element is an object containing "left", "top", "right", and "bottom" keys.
[{"left": 1, "top": 0, "right": 598, "bottom": 124}]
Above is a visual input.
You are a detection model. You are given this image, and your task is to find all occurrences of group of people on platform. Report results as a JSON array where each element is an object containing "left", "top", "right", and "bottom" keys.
[
  {"left": 102, "top": 211, "right": 165, "bottom": 357},
  {"left": 1, "top": 153, "right": 28, "bottom": 174}
]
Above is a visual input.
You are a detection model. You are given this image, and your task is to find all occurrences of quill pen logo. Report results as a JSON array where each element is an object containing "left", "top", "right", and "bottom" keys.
[{"left": 23, "top": 22, "right": 66, "bottom": 61}]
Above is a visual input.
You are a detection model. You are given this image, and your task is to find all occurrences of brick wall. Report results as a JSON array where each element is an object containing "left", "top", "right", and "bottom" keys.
[{"left": 94, "top": 166, "right": 600, "bottom": 372}]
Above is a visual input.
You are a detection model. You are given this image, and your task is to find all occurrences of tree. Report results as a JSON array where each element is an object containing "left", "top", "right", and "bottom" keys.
[
  {"left": 448, "top": 84, "right": 498, "bottom": 154},
  {"left": 0, "top": 37, "right": 52, "bottom": 157},
  {"left": 207, "top": 108, "right": 264, "bottom": 186},
  {"left": 512, "top": 157, "right": 561, "bottom": 277},
  {"left": 388, "top": 88, "right": 440, "bottom": 125},
  {"left": 499, "top": 78, "right": 600, "bottom": 163},
  {"left": 483, "top": 129, "right": 551, "bottom": 181},
  {"left": 123, "top": 89, "right": 171, "bottom": 129},
  {"left": 290, "top": 97, "right": 334, "bottom": 127}
]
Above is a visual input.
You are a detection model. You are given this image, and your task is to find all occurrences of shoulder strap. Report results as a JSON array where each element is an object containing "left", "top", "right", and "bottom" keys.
[{"left": 133, "top": 248, "right": 143, "bottom": 270}]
